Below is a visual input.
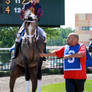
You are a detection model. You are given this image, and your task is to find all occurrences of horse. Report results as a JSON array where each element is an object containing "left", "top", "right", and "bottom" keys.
[{"left": 9, "top": 10, "right": 45, "bottom": 92}]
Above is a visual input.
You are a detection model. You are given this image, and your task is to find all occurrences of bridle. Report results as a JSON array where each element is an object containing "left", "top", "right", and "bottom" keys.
[{"left": 23, "top": 19, "right": 39, "bottom": 41}]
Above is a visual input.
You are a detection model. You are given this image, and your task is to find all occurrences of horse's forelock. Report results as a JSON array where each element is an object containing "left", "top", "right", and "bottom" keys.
[
  {"left": 24, "top": 9, "right": 37, "bottom": 21},
  {"left": 24, "top": 10, "right": 31, "bottom": 19}
]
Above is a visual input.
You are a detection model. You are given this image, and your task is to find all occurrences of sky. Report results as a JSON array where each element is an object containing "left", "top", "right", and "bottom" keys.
[{"left": 63, "top": 0, "right": 92, "bottom": 29}]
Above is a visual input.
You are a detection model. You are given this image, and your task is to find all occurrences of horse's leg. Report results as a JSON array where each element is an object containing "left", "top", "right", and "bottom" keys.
[
  {"left": 37, "top": 58, "right": 43, "bottom": 80},
  {"left": 37, "top": 58, "right": 43, "bottom": 92},
  {"left": 30, "top": 67, "right": 37, "bottom": 92},
  {"left": 9, "top": 61, "right": 22, "bottom": 92}
]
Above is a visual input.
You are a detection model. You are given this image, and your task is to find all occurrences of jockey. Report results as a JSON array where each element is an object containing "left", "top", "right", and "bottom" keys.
[{"left": 9, "top": 0, "right": 46, "bottom": 59}]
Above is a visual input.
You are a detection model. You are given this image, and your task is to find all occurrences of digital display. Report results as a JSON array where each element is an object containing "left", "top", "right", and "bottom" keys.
[
  {"left": 0, "top": 0, "right": 28, "bottom": 26},
  {"left": 0, "top": 0, "right": 65, "bottom": 26},
  {"left": 0, "top": 0, "right": 30, "bottom": 14}
]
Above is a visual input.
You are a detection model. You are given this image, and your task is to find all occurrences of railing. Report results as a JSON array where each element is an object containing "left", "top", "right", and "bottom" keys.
[
  {"left": 0, "top": 46, "right": 63, "bottom": 71},
  {"left": 0, "top": 63, "right": 10, "bottom": 71},
  {"left": 0, "top": 48, "right": 10, "bottom": 71}
]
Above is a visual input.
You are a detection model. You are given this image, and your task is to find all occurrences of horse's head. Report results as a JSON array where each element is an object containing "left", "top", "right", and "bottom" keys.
[{"left": 24, "top": 10, "right": 38, "bottom": 38}]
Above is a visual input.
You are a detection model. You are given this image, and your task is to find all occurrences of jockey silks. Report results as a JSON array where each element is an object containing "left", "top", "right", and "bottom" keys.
[
  {"left": 20, "top": 2, "right": 43, "bottom": 20},
  {"left": 56, "top": 44, "right": 87, "bottom": 79}
]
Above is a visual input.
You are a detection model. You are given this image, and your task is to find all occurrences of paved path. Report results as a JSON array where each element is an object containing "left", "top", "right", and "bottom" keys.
[{"left": 0, "top": 74, "right": 92, "bottom": 92}]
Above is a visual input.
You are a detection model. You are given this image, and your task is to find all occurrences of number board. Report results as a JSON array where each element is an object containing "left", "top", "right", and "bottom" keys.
[{"left": 0, "top": 0, "right": 65, "bottom": 27}]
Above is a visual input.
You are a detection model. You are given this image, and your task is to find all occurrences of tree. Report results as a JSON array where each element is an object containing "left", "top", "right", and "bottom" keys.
[
  {"left": 0, "top": 27, "right": 19, "bottom": 48},
  {"left": 0, "top": 27, "right": 19, "bottom": 63},
  {"left": 0, "top": 27, "right": 75, "bottom": 47},
  {"left": 44, "top": 27, "right": 75, "bottom": 46}
]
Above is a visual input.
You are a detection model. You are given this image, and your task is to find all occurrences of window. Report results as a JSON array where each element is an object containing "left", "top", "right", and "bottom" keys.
[
  {"left": 81, "top": 26, "right": 92, "bottom": 31},
  {"left": 89, "top": 26, "right": 92, "bottom": 30}
]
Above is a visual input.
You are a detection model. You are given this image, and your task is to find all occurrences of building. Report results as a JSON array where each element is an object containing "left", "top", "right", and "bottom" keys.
[{"left": 75, "top": 14, "right": 92, "bottom": 46}]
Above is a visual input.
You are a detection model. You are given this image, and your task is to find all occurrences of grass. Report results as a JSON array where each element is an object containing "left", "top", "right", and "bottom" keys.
[
  {"left": 84, "top": 80, "right": 92, "bottom": 92},
  {"left": 41, "top": 82, "right": 65, "bottom": 92},
  {"left": 35, "top": 80, "right": 92, "bottom": 92}
]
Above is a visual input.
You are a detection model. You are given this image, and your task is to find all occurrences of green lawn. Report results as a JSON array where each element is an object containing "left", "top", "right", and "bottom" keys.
[
  {"left": 36, "top": 80, "right": 92, "bottom": 92},
  {"left": 84, "top": 80, "right": 92, "bottom": 92}
]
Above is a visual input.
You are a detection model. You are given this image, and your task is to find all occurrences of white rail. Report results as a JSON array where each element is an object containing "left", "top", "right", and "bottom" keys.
[
  {"left": 0, "top": 46, "right": 62, "bottom": 51},
  {"left": 0, "top": 48, "right": 10, "bottom": 50}
]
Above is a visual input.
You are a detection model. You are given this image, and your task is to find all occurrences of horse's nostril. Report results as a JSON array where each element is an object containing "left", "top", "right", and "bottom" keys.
[{"left": 28, "top": 17, "right": 33, "bottom": 21}]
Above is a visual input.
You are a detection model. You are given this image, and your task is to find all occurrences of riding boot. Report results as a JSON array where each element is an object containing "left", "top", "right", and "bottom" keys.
[{"left": 12, "top": 42, "right": 20, "bottom": 59}]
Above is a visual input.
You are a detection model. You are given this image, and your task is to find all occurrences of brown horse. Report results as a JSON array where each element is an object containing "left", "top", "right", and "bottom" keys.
[{"left": 9, "top": 10, "right": 45, "bottom": 92}]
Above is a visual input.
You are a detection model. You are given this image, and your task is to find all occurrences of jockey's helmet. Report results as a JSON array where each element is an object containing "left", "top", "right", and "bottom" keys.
[
  {"left": 20, "top": 0, "right": 42, "bottom": 20},
  {"left": 29, "top": 0, "right": 39, "bottom": 4}
]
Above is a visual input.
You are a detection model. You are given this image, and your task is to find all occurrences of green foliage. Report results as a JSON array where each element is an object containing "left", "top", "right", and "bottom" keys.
[
  {"left": 44, "top": 27, "right": 75, "bottom": 46},
  {"left": 0, "top": 27, "right": 75, "bottom": 47},
  {"left": 0, "top": 27, "right": 19, "bottom": 48},
  {"left": 0, "top": 27, "right": 19, "bottom": 63}
]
